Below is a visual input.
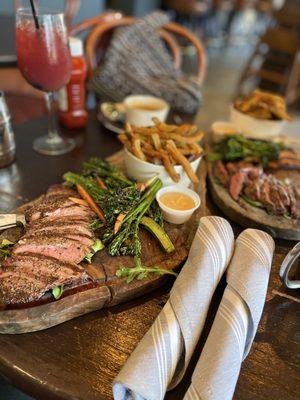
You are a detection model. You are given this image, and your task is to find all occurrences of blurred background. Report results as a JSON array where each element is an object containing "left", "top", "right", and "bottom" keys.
[{"left": 0, "top": 0, "right": 299, "bottom": 398}]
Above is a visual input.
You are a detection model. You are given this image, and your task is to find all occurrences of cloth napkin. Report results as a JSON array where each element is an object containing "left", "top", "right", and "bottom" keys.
[
  {"left": 91, "top": 11, "right": 202, "bottom": 113},
  {"left": 113, "top": 216, "right": 234, "bottom": 400},
  {"left": 184, "top": 228, "right": 275, "bottom": 400}
]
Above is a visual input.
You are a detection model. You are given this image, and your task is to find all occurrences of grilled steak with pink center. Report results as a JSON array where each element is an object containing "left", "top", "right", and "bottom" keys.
[
  {"left": 213, "top": 160, "right": 299, "bottom": 219},
  {"left": 0, "top": 185, "right": 98, "bottom": 306}
]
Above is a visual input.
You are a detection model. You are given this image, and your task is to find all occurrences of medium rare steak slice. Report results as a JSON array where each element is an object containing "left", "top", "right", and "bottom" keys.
[
  {"left": 0, "top": 254, "right": 91, "bottom": 305},
  {"left": 13, "top": 236, "right": 90, "bottom": 264},
  {"left": 28, "top": 205, "right": 93, "bottom": 222},
  {"left": 26, "top": 197, "right": 75, "bottom": 221},
  {"left": 22, "top": 230, "right": 95, "bottom": 247},
  {"left": 26, "top": 222, "right": 94, "bottom": 238}
]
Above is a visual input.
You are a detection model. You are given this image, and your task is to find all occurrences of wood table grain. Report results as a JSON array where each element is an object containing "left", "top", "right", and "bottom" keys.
[{"left": 0, "top": 111, "right": 299, "bottom": 400}]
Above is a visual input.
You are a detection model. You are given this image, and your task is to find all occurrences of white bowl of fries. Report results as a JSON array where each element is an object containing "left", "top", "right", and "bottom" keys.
[
  {"left": 230, "top": 106, "right": 285, "bottom": 139},
  {"left": 124, "top": 147, "right": 201, "bottom": 186},
  {"left": 120, "top": 119, "right": 204, "bottom": 187},
  {"left": 230, "top": 90, "right": 291, "bottom": 140}
]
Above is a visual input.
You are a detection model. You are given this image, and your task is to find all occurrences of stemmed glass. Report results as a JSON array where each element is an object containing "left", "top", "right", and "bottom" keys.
[{"left": 16, "top": 8, "right": 75, "bottom": 155}]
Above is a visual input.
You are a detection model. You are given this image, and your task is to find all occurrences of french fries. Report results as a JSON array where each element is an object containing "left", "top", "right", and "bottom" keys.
[
  {"left": 118, "top": 119, "right": 205, "bottom": 184},
  {"left": 234, "top": 89, "right": 292, "bottom": 121},
  {"left": 166, "top": 140, "right": 199, "bottom": 184}
]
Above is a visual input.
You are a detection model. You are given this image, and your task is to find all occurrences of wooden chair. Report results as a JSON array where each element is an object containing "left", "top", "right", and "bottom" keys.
[
  {"left": 236, "top": 27, "right": 300, "bottom": 105},
  {"left": 273, "top": 6, "right": 300, "bottom": 31},
  {"left": 70, "top": 13, "right": 183, "bottom": 74},
  {"left": 84, "top": 16, "right": 207, "bottom": 83}
]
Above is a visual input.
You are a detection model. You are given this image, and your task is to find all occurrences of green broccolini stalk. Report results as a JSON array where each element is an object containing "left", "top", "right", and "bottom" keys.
[
  {"left": 63, "top": 158, "right": 174, "bottom": 283},
  {"left": 83, "top": 157, "right": 132, "bottom": 188},
  {"left": 208, "top": 134, "right": 283, "bottom": 166},
  {"left": 63, "top": 172, "right": 141, "bottom": 225},
  {"left": 108, "top": 178, "right": 163, "bottom": 256}
]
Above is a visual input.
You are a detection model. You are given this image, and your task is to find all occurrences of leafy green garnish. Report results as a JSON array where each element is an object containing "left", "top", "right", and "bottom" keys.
[
  {"left": 241, "top": 195, "right": 264, "bottom": 208},
  {"left": 116, "top": 257, "right": 177, "bottom": 283},
  {"left": 90, "top": 218, "right": 104, "bottom": 231},
  {"left": 209, "top": 134, "right": 283, "bottom": 166},
  {"left": 52, "top": 286, "right": 63, "bottom": 300},
  {"left": 0, "top": 239, "right": 15, "bottom": 261},
  {"left": 84, "top": 239, "right": 104, "bottom": 263}
]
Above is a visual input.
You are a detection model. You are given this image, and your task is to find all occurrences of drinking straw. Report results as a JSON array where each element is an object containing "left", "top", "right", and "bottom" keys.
[{"left": 29, "top": 0, "right": 40, "bottom": 30}]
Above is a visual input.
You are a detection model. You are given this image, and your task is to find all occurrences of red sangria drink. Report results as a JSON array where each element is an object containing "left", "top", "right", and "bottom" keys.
[
  {"left": 16, "top": 17, "right": 71, "bottom": 91},
  {"left": 16, "top": 9, "right": 75, "bottom": 155}
]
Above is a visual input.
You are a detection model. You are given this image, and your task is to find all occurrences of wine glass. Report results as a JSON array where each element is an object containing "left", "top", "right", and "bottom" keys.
[{"left": 16, "top": 8, "right": 75, "bottom": 155}]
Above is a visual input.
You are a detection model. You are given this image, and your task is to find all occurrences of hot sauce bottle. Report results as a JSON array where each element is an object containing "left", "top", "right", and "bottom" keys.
[{"left": 58, "top": 37, "right": 88, "bottom": 129}]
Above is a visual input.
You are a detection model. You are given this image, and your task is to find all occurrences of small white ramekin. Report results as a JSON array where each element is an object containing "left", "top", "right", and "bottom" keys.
[{"left": 156, "top": 185, "right": 201, "bottom": 225}]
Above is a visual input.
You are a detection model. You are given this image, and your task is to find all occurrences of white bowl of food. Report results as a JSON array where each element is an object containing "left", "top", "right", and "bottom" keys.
[
  {"left": 156, "top": 185, "right": 201, "bottom": 224},
  {"left": 124, "top": 147, "right": 201, "bottom": 187},
  {"left": 230, "top": 105, "right": 285, "bottom": 139},
  {"left": 230, "top": 90, "right": 292, "bottom": 140}
]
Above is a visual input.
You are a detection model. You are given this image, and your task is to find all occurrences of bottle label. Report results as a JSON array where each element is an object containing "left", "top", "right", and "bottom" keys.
[{"left": 58, "top": 87, "right": 68, "bottom": 112}]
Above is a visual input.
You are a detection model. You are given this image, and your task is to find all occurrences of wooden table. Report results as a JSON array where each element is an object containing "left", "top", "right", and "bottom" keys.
[{"left": 0, "top": 111, "right": 299, "bottom": 400}]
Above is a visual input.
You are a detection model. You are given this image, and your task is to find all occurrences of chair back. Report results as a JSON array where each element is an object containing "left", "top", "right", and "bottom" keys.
[{"left": 84, "top": 16, "right": 206, "bottom": 82}]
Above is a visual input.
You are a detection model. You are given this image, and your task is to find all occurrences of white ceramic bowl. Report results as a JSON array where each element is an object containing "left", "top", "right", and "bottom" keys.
[
  {"left": 230, "top": 105, "right": 286, "bottom": 139},
  {"left": 124, "top": 147, "right": 201, "bottom": 187},
  {"left": 124, "top": 95, "right": 170, "bottom": 127},
  {"left": 156, "top": 185, "right": 201, "bottom": 224},
  {"left": 211, "top": 121, "right": 240, "bottom": 142}
]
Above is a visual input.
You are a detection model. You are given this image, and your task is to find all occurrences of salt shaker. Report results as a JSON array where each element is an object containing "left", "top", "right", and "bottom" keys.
[{"left": 0, "top": 91, "right": 15, "bottom": 168}]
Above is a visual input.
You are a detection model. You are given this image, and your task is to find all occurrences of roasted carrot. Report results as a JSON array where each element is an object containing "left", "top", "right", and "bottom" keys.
[
  {"left": 68, "top": 197, "right": 89, "bottom": 206},
  {"left": 95, "top": 176, "right": 107, "bottom": 189},
  {"left": 76, "top": 184, "right": 106, "bottom": 223},
  {"left": 114, "top": 213, "right": 126, "bottom": 234}
]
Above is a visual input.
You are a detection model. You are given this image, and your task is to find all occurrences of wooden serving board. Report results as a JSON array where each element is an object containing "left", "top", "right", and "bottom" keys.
[
  {"left": 207, "top": 162, "right": 300, "bottom": 240},
  {"left": 0, "top": 153, "right": 207, "bottom": 334}
]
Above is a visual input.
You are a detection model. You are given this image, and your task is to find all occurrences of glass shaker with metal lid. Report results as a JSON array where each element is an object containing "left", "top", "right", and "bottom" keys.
[{"left": 0, "top": 91, "right": 15, "bottom": 168}]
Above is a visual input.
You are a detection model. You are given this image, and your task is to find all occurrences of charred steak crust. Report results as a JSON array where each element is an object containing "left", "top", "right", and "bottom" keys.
[{"left": 0, "top": 185, "right": 96, "bottom": 307}]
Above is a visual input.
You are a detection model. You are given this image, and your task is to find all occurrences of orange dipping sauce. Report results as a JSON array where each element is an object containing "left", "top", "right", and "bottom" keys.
[{"left": 160, "top": 192, "right": 195, "bottom": 211}]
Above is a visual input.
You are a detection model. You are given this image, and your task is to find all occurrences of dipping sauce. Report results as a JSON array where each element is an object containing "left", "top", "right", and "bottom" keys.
[{"left": 160, "top": 192, "right": 195, "bottom": 211}]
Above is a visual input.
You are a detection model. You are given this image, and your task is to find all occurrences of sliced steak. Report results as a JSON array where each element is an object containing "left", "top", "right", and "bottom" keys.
[
  {"left": 229, "top": 171, "right": 246, "bottom": 200},
  {"left": 1, "top": 254, "right": 90, "bottom": 305},
  {"left": 213, "top": 161, "right": 229, "bottom": 186},
  {"left": 46, "top": 184, "right": 77, "bottom": 198},
  {"left": 13, "top": 236, "right": 90, "bottom": 264},
  {"left": 22, "top": 230, "right": 94, "bottom": 247},
  {"left": 30, "top": 205, "right": 93, "bottom": 221},
  {"left": 26, "top": 197, "right": 75, "bottom": 221},
  {"left": 26, "top": 222, "right": 94, "bottom": 238}
]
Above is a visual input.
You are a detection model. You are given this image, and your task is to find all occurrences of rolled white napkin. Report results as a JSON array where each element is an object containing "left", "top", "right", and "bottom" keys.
[
  {"left": 113, "top": 216, "right": 235, "bottom": 400},
  {"left": 184, "top": 228, "right": 275, "bottom": 400}
]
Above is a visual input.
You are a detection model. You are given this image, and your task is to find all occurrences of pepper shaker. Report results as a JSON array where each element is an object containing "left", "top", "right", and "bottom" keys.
[{"left": 0, "top": 91, "right": 15, "bottom": 168}]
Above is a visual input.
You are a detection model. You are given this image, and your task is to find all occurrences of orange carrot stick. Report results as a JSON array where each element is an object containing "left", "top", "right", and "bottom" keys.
[
  {"left": 95, "top": 176, "right": 107, "bottom": 189},
  {"left": 68, "top": 197, "right": 89, "bottom": 206},
  {"left": 76, "top": 184, "right": 106, "bottom": 222},
  {"left": 114, "top": 213, "right": 126, "bottom": 234}
]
